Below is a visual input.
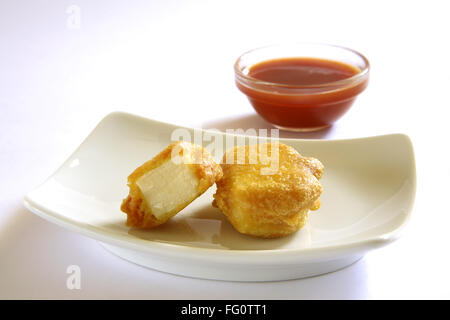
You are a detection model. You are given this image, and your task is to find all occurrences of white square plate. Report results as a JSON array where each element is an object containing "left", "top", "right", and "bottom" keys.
[{"left": 24, "top": 112, "right": 416, "bottom": 281}]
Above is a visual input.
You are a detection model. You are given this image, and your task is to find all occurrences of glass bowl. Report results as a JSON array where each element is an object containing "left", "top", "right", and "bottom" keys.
[{"left": 234, "top": 43, "right": 370, "bottom": 132}]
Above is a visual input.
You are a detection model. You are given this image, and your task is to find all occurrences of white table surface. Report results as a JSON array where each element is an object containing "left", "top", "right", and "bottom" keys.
[{"left": 1, "top": 0, "right": 449, "bottom": 299}]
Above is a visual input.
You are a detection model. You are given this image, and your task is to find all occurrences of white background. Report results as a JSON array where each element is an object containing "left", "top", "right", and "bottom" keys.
[{"left": 1, "top": 0, "right": 449, "bottom": 299}]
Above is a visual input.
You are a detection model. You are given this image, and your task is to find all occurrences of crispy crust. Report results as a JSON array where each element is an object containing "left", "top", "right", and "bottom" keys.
[
  {"left": 121, "top": 141, "right": 222, "bottom": 228},
  {"left": 213, "top": 143, "right": 324, "bottom": 238}
]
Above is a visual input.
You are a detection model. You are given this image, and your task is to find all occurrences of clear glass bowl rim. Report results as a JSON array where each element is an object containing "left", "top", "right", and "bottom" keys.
[{"left": 234, "top": 42, "right": 370, "bottom": 89}]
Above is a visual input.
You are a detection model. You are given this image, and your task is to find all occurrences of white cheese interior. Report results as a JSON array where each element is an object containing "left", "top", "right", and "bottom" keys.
[{"left": 136, "top": 159, "right": 199, "bottom": 219}]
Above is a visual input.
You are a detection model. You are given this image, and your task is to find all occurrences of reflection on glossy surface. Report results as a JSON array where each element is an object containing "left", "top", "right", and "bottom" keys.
[
  {"left": 311, "top": 180, "right": 412, "bottom": 245},
  {"left": 129, "top": 204, "right": 312, "bottom": 250}
]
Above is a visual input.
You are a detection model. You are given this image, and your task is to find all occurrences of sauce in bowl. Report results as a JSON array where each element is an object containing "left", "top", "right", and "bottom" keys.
[
  {"left": 235, "top": 44, "right": 370, "bottom": 131},
  {"left": 249, "top": 57, "right": 360, "bottom": 85}
]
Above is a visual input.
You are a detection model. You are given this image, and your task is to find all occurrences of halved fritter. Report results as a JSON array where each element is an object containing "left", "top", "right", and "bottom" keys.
[{"left": 121, "top": 141, "right": 222, "bottom": 228}]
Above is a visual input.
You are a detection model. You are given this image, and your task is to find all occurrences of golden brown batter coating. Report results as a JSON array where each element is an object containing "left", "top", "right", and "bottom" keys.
[
  {"left": 213, "top": 143, "right": 323, "bottom": 238},
  {"left": 121, "top": 141, "right": 222, "bottom": 228}
]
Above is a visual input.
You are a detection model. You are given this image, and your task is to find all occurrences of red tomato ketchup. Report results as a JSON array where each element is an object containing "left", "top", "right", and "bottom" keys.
[{"left": 235, "top": 52, "right": 369, "bottom": 131}]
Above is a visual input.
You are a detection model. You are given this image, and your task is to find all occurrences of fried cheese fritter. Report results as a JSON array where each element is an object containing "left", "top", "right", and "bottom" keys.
[
  {"left": 121, "top": 141, "right": 222, "bottom": 228},
  {"left": 213, "top": 142, "right": 323, "bottom": 238}
]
